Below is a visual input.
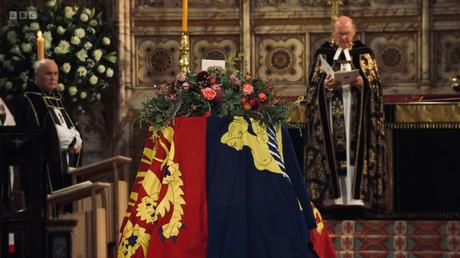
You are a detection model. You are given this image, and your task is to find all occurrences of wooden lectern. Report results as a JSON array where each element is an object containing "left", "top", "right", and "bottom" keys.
[
  {"left": 0, "top": 127, "right": 47, "bottom": 258},
  {"left": 68, "top": 156, "right": 132, "bottom": 246}
]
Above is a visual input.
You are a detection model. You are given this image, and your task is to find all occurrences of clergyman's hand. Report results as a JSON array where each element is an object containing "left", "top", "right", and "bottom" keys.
[
  {"left": 351, "top": 75, "right": 364, "bottom": 88},
  {"left": 324, "top": 74, "right": 341, "bottom": 91}
]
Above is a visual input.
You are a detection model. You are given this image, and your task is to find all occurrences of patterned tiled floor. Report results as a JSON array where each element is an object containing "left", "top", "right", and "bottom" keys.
[{"left": 325, "top": 220, "right": 460, "bottom": 258}]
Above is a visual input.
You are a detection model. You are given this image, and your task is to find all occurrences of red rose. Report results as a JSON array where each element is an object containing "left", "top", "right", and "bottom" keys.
[{"left": 258, "top": 92, "right": 267, "bottom": 102}]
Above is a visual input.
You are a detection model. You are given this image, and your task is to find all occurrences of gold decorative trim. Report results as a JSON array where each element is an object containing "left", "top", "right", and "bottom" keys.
[{"left": 385, "top": 122, "right": 460, "bottom": 129}]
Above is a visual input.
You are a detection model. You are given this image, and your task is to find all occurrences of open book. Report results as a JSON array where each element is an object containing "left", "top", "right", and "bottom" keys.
[{"left": 319, "top": 55, "right": 359, "bottom": 85}]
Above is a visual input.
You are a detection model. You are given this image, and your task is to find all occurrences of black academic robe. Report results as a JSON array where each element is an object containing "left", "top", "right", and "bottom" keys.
[
  {"left": 305, "top": 40, "right": 387, "bottom": 210},
  {"left": 15, "top": 83, "right": 78, "bottom": 192}
]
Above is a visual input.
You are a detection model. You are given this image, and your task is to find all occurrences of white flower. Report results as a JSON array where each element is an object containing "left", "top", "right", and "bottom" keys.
[
  {"left": 4, "top": 81, "right": 12, "bottom": 90},
  {"left": 74, "top": 28, "right": 85, "bottom": 38},
  {"left": 54, "top": 40, "right": 70, "bottom": 54},
  {"left": 43, "top": 31, "right": 52, "bottom": 41},
  {"left": 45, "top": 39, "right": 52, "bottom": 50},
  {"left": 77, "top": 66, "right": 87, "bottom": 77},
  {"left": 43, "top": 31, "right": 53, "bottom": 49},
  {"left": 19, "top": 72, "right": 28, "bottom": 82},
  {"left": 106, "top": 68, "right": 114, "bottom": 78},
  {"left": 89, "top": 75, "right": 98, "bottom": 85},
  {"left": 71, "top": 36, "right": 81, "bottom": 45},
  {"left": 97, "top": 65, "right": 106, "bottom": 74},
  {"left": 102, "top": 37, "right": 111, "bottom": 46},
  {"left": 96, "top": 93, "right": 101, "bottom": 100},
  {"left": 87, "top": 27, "right": 96, "bottom": 34},
  {"left": 57, "top": 83, "right": 65, "bottom": 91},
  {"left": 68, "top": 86, "right": 78, "bottom": 96},
  {"left": 56, "top": 26, "right": 66, "bottom": 35},
  {"left": 83, "top": 8, "right": 92, "bottom": 15},
  {"left": 64, "top": 6, "right": 76, "bottom": 18},
  {"left": 92, "top": 49, "right": 103, "bottom": 61},
  {"left": 80, "top": 13, "right": 89, "bottom": 22},
  {"left": 80, "top": 91, "right": 87, "bottom": 99},
  {"left": 6, "top": 31, "right": 17, "bottom": 43},
  {"left": 29, "top": 22, "right": 40, "bottom": 31},
  {"left": 0, "top": 54, "right": 4, "bottom": 61},
  {"left": 46, "top": 0, "right": 56, "bottom": 7},
  {"left": 84, "top": 42, "right": 93, "bottom": 50},
  {"left": 76, "top": 49, "right": 88, "bottom": 62},
  {"left": 21, "top": 43, "right": 32, "bottom": 53},
  {"left": 89, "top": 20, "right": 98, "bottom": 27},
  {"left": 61, "top": 63, "right": 71, "bottom": 73},
  {"left": 10, "top": 46, "right": 22, "bottom": 56}
]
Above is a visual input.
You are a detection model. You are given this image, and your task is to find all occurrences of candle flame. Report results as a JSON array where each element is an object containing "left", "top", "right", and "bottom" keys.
[{"left": 37, "top": 31, "right": 43, "bottom": 38}]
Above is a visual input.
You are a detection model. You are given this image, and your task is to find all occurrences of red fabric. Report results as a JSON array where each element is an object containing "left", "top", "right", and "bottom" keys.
[
  {"left": 118, "top": 117, "right": 208, "bottom": 258},
  {"left": 309, "top": 203, "right": 337, "bottom": 258}
]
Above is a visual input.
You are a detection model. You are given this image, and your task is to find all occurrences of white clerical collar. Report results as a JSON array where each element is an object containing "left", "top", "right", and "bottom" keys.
[{"left": 333, "top": 47, "right": 352, "bottom": 61}]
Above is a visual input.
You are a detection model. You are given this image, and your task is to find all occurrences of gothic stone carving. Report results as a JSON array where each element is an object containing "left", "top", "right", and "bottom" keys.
[
  {"left": 435, "top": 31, "right": 460, "bottom": 81},
  {"left": 191, "top": 36, "right": 239, "bottom": 71},
  {"left": 136, "top": 37, "right": 180, "bottom": 86},
  {"left": 367, "top": 32, "right": 417, "bottom": 83},
  {"left": 256, "top": 34, "right": 304, "bottom": 84}
]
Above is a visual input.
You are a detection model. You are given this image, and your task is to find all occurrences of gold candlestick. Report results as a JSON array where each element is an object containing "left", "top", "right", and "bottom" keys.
[{"left": 179, "top": 31, "right": 190, "bottom": 74}]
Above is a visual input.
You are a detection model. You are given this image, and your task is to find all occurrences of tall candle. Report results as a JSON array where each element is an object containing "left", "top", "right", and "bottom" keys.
[
  {"left": 182, "top": 0, "right": 188, "bottom": 32},
  {"left": 36, "top": 31, "right": 45, "bottom": 60}
]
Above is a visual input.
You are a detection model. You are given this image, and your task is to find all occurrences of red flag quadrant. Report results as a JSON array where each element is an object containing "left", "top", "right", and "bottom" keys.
[
  {"left": 310, "top": 203, "right": 337, "bottom": 258},
  {"left": 118, "top": 117, "right": 208, "bottom": 258}
]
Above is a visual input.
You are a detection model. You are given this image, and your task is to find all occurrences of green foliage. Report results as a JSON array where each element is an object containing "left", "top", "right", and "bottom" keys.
[{"left": 139, "top": 56, "right": 291, "bottom": 130}]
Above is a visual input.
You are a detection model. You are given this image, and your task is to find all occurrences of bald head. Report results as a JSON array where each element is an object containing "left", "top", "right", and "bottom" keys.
[
  {"left": 334, "top": 16, "right": 356, "bottom": 49},
  {"left": 34, "top": 58, "right": 59, "bottom": 92}
]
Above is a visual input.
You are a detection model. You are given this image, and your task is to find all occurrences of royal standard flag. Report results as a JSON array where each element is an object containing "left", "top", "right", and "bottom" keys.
[{"left": 118, "top": 116, "right": 317, "bottom": 258}]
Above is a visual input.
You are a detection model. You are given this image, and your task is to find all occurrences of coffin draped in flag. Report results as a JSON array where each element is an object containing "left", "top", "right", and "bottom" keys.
[{"left": 118, "top": 116, "right": 317, "bottom": 258}]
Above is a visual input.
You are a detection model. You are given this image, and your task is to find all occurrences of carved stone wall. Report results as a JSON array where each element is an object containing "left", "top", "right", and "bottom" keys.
[{"left": 121, "top": 0, "right": 459, "bottom": 100}]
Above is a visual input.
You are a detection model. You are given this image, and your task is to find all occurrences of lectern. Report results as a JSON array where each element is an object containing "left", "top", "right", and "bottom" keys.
[{"left": 0, "top": 127, "right": 47, "bottom": 258}]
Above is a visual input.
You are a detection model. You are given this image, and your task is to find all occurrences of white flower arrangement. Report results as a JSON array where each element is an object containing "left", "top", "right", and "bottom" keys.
[{"left": 0, "top": 0, "right": 116, "bottom": 112}]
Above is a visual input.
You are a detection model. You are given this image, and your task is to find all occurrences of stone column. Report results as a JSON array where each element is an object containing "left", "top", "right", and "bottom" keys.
[
  {"left": 420, "top": 0, "right": 431, "bottom": 90},
  {"left": 242, "top": 0, "right": 251, "bottom": 71},
  {"left": 115, "top": 0, "right": 134, "bottom": 154}
]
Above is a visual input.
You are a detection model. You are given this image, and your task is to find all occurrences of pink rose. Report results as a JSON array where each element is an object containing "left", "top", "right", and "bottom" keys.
[
  {"left": 258, "top": 92, "right": 267, "bottom": 102},
  {"left": 211, "top": 84, "right": 223, "bottom": 101},
  {"left": 201, "top": 87, "right": 216, "bottom": 100},
  {"left": 230, "top": 74, "right": 240, "bottom": 85},
  {"left": 242, "top": 83, "right": 254, "bottom": 95},
  {"left": 182, "top": 82, "right": 190, "bottom": 90}
]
